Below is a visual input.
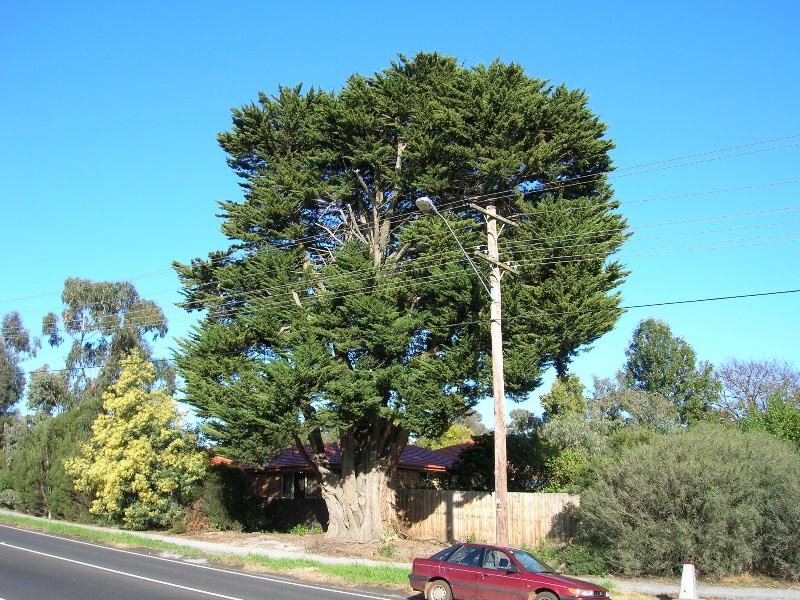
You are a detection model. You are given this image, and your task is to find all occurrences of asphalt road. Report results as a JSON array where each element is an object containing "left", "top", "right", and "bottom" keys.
[{"left": 0, "top": 524, "right": 405, "bottom": 600}]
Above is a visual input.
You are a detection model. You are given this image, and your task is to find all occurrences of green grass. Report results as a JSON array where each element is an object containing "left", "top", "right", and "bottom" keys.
[
  {"left": 0, "top": 513, "right": 207, "bottom": 557},
  {"left": 246, "top": 554, "right": 410, "bottom": 586},
  {"left": 0, "top": 512, "right": 410, "bottom": 589}
]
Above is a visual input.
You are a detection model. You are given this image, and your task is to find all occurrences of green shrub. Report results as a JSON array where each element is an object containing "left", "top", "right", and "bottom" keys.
[
  {"left": 377, "top": 543, "right": 396, "bottom": 558},
  {"left": 556, "top": 542, "right": 609, "bottom": 576},
  {"left": 577, "top": 425, "right": 800, "bottom": 580},
  {"left": 289, "top": 523, "right": 311, "bottom": 535},
  {"left": 169, "top": 521, "right": 187, "bottom": 534},
  {"left": 522, "top": 541, "right": 562, "bottom": 566},
  {"left": 191, "top": 463, "right": 269, "bottom": 532}
]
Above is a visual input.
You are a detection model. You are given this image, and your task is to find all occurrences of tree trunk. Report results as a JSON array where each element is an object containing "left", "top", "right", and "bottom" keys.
[{"left": 319, "top": 422, "right": 407, "bottom": 541}]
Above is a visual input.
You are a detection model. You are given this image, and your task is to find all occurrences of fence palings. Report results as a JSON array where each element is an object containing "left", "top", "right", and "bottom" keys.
[{"left": 396, "top": 489, "right": 579, "bottom": 547}]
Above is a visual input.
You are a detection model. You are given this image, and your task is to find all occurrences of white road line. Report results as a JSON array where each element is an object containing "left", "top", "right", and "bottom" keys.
[
  {"left": 0, "top": 541, "right": 243, "bottom": 599},
  {"left": 0, "top": 524, "right": 397, "bottom": 600}
]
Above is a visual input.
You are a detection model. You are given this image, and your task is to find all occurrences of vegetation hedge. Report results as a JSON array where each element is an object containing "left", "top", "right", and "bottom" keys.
[
  {"left": 576, "top": 424, "right": 800, "bottom": 580},
  {"left": 187, "top": 462, "right": 269, "bottom": 532}
]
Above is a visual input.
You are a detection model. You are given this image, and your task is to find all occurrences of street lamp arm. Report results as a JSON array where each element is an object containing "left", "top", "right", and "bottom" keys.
[{"left": 415, "top": 197, "right": 492, "bottom": 298}]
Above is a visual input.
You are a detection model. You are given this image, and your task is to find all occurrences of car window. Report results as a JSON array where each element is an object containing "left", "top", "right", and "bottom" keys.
[
  {"left": 509, "top": 550, "right": 557, "bottom": 574},
  {"left": 430, "top": 545, "right": 461, "bottom": 562},
  {"left": 482, "top": 549, "right": 512, "bottom": 570},
  {"left": 448, "top": 545, "right": 484, "bottom": 567}
]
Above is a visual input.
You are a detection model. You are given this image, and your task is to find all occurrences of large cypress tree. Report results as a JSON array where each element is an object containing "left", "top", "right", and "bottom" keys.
[{"left": 174, "top": 52, "right": 629, "bottom": 540}]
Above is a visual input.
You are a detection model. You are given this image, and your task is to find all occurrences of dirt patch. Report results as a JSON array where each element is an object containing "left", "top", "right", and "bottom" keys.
[{"left": 179, "top": 529, "right": 448, "bottom": 564}]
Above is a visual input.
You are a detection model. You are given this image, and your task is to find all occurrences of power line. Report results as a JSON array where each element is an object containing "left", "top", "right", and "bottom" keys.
[
  {"left": 15, "top": 287, "right": 800, "bottom": 379},
  {"left": 3, "top": 222, "right": 799, "bottom": 339},
  {"left": 3, "top": 134, "right": 798, "bottom": 308}
]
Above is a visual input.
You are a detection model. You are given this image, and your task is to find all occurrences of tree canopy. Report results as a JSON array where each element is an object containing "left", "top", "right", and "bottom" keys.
[
  {"left": 43, "top": 278, "right": 170, "bottom": 397},
  {"left": 65, "top": 353, "right": 206, "bottom": 530},
  {"left": 1, "top": 312, "right": 38, "bottom": 414},
  {"left": 174, "top": 52, "right": 629, "bottom": 540},
  {"left": 623, "top": 318, "right": 720, "bottom": 424}
]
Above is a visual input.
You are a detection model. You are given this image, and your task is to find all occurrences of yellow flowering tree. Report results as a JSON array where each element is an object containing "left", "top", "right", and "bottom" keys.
[{"left": 66, "top": 352, "right": 206, "bottom": 529}]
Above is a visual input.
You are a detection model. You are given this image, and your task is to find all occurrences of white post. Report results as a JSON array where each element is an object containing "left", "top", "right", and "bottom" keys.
[{"left": 678, "top": 561, "right": 699, "bottom": 599}]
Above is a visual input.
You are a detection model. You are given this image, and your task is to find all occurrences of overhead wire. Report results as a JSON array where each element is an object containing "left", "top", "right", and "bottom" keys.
[
  {"left": 15, "top": 286, "right": 800, "bottom": 380},
  {"left": 1, "top": 135, "right": 798, "bottom": 336},
  {"left": 3, "top": 207, "right": 799, "bottom": 339},
  {"left": 5, "top": 132, "right": 798, "bottom": 310}
]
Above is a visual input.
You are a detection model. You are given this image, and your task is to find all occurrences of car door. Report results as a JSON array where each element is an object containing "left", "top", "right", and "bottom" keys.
[
  {"left": 442, "top": 544, "right": 485, "bottom": 599},
  {"left": 477, "top": 549, "right": 531, "bottom": 600}
]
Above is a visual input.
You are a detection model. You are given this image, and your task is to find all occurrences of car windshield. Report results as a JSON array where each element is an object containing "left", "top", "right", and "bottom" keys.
[{"left": 509, "top": 550, "right": 557, "bottom": 574}]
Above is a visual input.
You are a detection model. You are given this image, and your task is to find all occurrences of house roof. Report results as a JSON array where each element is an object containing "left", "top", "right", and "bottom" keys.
[
  {"left": 212, "top": 442, "right": 460, "bottom": 474},
  {"left": 435, "top": 441, "right": 474, "bottom": 459}
]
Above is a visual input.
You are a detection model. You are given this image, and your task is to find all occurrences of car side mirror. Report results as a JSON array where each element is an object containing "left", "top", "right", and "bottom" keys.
[{"left": 506, "top": 564, "right": 520, "bottom": 574}]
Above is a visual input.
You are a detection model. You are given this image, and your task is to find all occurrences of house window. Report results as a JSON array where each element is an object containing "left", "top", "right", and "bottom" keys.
[
  {"left": 281, "top": 473, "right": 295, "bottom": 499},
  {"left": 281, "top": 472, "right": 317, "bottom": 499}
]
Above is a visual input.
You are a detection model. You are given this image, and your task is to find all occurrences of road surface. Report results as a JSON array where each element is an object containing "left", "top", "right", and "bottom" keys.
[{"left": 0, "top": 523, "right": 404, "bottom": 600}]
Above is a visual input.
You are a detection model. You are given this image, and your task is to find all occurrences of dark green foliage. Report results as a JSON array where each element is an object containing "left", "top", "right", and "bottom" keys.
[
  {"left": 190, "top": 463, "right": 270, "bottom": 532},
  {"left": 174, "top": 52, "right": 628, "bottom": 537},
  {"left": 623, "top": 318, "right": 721, "bottom": 424},
  {"left": 175, "top": 52, "right": 627, "bottom": 457},
  {"left": 446, "top": 432, "right": 553, "bottom": 491},
  {"left": 577, "top": 425, "right": 800, "bottom": 580},
  {"left": 6, "top": 399, "right": 100, "bottom": 521}
]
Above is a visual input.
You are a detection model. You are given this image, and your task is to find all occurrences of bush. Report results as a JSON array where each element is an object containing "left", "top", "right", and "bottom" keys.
[
  {"left": 556, "top": 542, "right": 609, "bottom": 576},
  {"left": 377, "top": 543, "right": 396, "bottom": 558},
  {"left": 189, "top": 462, "right": 269, "bottom": 532},
  {"left": 577, "top": 425, "right": 800, "bottom": 580}
]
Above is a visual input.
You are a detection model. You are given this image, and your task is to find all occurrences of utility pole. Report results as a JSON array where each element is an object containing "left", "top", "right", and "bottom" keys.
[
  {"left": 486, "top": 201, "right": 508, "bottom": 546},
  {"left": 416, "top": 195, "right": 515, "bottom": 546},
  {"left": 472, "top": 200, "right": 517, "bottom": 547}
]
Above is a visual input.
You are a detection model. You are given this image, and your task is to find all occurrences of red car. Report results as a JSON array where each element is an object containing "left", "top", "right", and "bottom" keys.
[{"left": 409, "top": 543, "right": 610, "bottom": 600}]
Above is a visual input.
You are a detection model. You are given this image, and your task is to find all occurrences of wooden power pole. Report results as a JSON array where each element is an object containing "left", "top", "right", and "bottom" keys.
[
  {"left": 417, "top": 195, "right": 516, "bottom": 546},
  {"left": 473, "top": 200, "right": 517, "bottom": 547}
]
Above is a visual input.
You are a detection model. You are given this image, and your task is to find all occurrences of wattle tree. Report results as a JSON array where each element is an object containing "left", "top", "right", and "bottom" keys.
[{"left": 173, "top": 52, "right": 629, "bottom": 541}]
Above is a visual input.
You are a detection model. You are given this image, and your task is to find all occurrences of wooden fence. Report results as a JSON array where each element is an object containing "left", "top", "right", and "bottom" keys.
[{"left": 395, "top": 489, "right": 579, "bottom": 547}]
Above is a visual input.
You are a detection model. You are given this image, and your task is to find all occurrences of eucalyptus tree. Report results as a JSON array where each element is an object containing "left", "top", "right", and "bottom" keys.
[
  {"left": 174, "top": 52, "right": 629, "bottom": 540},
  {"left": 42, "top": 278, "right": 170, "bottom": 396},
  {"left": 26, "top": 366, "right": 73, "bottom": 415},
  {"left": 1, "top": 312, "right": 38, "bottom": 415}
]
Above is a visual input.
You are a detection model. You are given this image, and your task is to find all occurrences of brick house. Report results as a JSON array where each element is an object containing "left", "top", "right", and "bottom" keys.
[{"left": 212, "top": 442, "right": 463, "bottom": 530}]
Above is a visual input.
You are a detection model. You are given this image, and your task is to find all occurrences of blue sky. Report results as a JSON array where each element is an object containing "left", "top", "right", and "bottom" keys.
[{"left": 2, "top": 1, "right": 798, "bottom": 424}]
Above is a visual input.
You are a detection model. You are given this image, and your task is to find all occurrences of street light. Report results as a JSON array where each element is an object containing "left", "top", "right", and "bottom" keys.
[
  {"left": 415, "top": 197, "right": 491, "bottom": 297},
  {"left": 415, "top": 196, "right": 510, "bottom": 546}
]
